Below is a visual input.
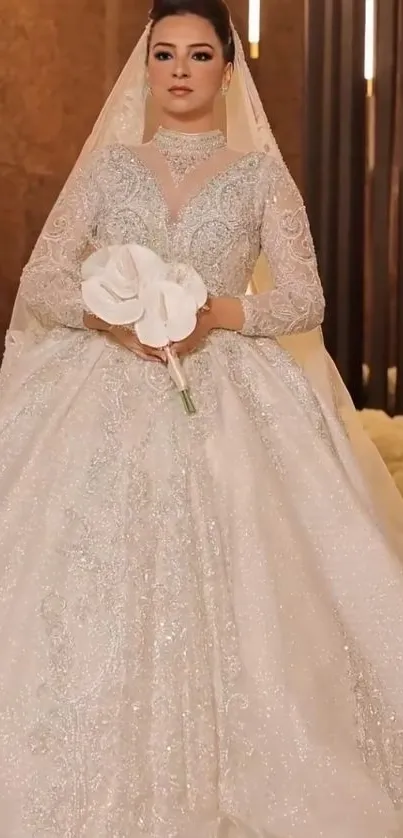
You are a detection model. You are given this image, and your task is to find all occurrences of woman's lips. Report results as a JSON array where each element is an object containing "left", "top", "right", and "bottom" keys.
[{"left": 169, "top": 87, "right": 193, "bottom": 96}]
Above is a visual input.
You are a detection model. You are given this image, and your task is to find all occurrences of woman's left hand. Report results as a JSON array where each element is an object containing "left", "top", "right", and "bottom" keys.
[
  {"left": 171, "top": 296, "right": 245, "bottom": 357},
  {"left": 171, "top": 306, "right": 213, "bottom": 357}
]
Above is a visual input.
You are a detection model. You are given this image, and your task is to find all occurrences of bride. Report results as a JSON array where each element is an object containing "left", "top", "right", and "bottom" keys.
[{"left": 1, "top": 0, "right": 403, "bottom": 834}]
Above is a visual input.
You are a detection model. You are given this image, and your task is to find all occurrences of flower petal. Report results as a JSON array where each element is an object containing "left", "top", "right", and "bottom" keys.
[
  {"left": 163, "top": 286, "right": 197, "bottom": 341},
  {"left": 100, "top": 265, "right": 137, "bottom": 300},
  {"left": 82, "top": 277, "right": 144, "bottom": 324},
  {"left": 170, "top": 264, "right": 208, "bottom": 309},
  {"left": 113, "top": 248, "right": 140, "bottom": 293},
  {"left": 128, "top": 244, "right": 169, "bottom": 283},
  {"left": 135, "top": 310, "right": 169, "bottom": 347},
  {"left": 166, "top": 311, "right": 198, "bottom": 342},
  {"left": 81, "top": 246, "right": 114, "bottom": 280},
  {"left": 136, "top": 281, "right": 199, "bottom": 343}
]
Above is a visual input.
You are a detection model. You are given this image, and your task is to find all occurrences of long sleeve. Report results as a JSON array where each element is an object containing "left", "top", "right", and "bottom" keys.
[
  {"left": 240, "top": 158, "right": 325, "bottom": 338},
  {"left": 18, "top": 149, "right": 105, "bottom": 330}
]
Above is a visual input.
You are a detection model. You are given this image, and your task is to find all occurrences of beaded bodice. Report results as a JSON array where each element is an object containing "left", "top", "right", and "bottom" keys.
[{"left": 18, "top": 129, "right": 325, "bottom": 340}]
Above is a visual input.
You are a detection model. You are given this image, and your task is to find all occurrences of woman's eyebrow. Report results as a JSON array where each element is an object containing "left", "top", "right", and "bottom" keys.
[{"left": 152, "top": 41, "right": 215, "bottom": 49}]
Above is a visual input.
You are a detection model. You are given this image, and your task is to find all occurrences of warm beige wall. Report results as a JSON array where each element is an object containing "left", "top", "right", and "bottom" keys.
[
  {"left": 0, "top": 0, "right": 110, "bottom": 343},
  {"left": 0, "top": 0, "right": 304, "bottom": 345},
  {"left": 227, "top": 0, "right": 304, "bottom": 185}
]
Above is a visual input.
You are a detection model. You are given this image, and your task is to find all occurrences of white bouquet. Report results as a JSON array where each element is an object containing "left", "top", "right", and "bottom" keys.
[{"left": 81, "top": 243, "right": 208, "bottom": 414}]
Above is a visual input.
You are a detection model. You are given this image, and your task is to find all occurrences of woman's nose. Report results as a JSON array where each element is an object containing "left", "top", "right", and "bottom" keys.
[{"left": 172, "top": 60, "right": 190, "bottom": 79}]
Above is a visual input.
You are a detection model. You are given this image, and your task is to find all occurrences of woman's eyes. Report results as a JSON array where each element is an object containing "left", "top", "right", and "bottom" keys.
[
  {"left": 193, "top": 52, "right": 213, "bottom": 61},
  {"left": 153, "top": 51, "right": 213, "bottom": 62},
  {"left": 154, "top": 51, "right": 173, "bottom": 61}
]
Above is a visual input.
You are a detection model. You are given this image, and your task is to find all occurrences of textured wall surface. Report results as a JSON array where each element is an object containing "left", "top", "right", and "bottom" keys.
[
  {"left": 0, "top": 0, "right": 304, "bottom": 345},
  {"left": 228, "top": 0, "right": 304, "bottom": 184}
]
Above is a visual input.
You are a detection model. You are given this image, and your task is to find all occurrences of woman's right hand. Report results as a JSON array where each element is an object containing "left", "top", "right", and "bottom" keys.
[{"left": 83, "top": 313, "right": 166, "bottom": 363}]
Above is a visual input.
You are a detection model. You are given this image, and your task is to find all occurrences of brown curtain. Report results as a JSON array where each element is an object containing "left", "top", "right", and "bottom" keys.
[
  {"left": 366, "top": 0, "right": 403, "bottom": 412},
  {"left": 392, "top": 1, "right": 403, "bottom": 411},
  {"left": 303, "top": 0, "right": 366, "bottom": 406}
]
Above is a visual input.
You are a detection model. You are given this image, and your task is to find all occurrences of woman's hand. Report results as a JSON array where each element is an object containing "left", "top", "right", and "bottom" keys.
[
  {"left": 109, "top": 327, "right": 166, "bottom": 362},
  {"left": 171, "top": 296, "right": 245, "bottom": 357},
  {"left": 171, "top": 307, "right": 214, "bottom": 358},
  {"left": 83, "top": 312, "right": 165, "bottom": 363},
  {"left": 83, "top": 293, "right": 246, "bottom": 362}
]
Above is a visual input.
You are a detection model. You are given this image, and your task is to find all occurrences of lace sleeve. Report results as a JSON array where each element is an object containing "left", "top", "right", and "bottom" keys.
[
  {"left": 240, "top": 158, "right": 325, "bottom": 338},
  {"left": 18, "top": 149, "right": 105, "bottom": 330}
]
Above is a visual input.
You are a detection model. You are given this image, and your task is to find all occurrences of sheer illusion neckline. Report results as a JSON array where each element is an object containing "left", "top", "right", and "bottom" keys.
[
  {"left": 133, "top": 126, "right": 244, "bottom": 224},
  {"left": 153, "top": 126, "right": 226, "bottom": 152},
  {"left": 151, "top": 126, "right": 227, "bottom": 186}
]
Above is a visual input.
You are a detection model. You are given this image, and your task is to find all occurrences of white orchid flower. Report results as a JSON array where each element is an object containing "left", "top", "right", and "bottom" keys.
[
  {"left": 81, "top": 243, "right": 208, "bottom": 414},
  {"left": 135, "top": 265, "right": 207, "bottom": 347},
  {"left": 81, "top": 245, "right": 144, "bottom": 325}
]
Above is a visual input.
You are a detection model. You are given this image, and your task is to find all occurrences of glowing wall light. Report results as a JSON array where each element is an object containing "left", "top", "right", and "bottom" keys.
[
  {"left": 249, "top": 0, "right": 261, "bottom": 59},
  {"left": 364, "top": 0, "right": 376, "bottom": 172},
  {"left": 364, "top": 0, "right": 376, "bottom": 82}
]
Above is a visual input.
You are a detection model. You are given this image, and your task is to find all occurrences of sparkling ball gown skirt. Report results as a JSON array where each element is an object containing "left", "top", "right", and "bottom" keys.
[{"left": 1, "top": 130, "right": 403, "bottom": 837}]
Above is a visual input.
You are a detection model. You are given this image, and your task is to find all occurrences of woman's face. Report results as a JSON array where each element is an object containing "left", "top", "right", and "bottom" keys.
[{"left": 147, "top": 14, "right": 232, "bottom": 122}]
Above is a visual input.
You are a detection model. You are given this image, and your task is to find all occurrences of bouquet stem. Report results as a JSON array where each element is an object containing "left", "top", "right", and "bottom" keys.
[
  {"left": 165, "top": 346, "right": 196, "bottom": 415},
  {"left": 180, "top": 389, "right": 196, "bottom": 415}
]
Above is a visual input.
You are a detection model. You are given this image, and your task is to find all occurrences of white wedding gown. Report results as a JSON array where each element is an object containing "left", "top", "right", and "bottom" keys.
[{"left": 1, "top": 127, "right": 403, "bottom": 838}]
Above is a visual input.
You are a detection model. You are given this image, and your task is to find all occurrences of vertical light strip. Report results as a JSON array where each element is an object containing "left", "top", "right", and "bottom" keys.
[
  {"left": 364, "top": 0, "right": 376, "bottom": 82},
  {"left": 249, "top": 0, "right": 261, "bottom": 59},
  {"left": 364, "top": 0, "right": 376, "bottom": 172}
]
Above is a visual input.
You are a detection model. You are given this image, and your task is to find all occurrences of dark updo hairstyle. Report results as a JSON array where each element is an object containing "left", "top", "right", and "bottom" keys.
[{"left": 147, "top": 0, "right": 235, "bottom": 64}]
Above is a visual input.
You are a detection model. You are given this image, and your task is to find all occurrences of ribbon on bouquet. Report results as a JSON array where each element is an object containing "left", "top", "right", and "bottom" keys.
[{"left": 81, "top": 243, "right": 208, "bottom": 414}]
